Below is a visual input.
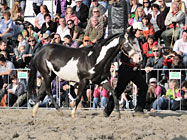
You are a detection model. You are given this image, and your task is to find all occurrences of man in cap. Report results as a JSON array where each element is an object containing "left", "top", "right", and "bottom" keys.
[{"left": 104, "top": 22, "right": 148, "bottom": 117}]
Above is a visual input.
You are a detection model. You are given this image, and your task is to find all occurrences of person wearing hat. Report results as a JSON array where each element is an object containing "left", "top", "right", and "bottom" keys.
[
  {"left": 104, "top": 22, "right": 148, "bottom": 117},
  {"left": 0, "top": 0, "right": 10, "bottom": 19},
  {"left": 73, "top": 0, "right": 89, "bottom": 28},
  {"left": 42, "top": 33, "right": 51, "bottom": 46}
]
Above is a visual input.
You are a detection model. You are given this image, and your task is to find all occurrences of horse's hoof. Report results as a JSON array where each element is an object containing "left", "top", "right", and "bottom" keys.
[
  {"left": 70, "top": 101, "right": 76, "bottom": 108},
  {"left": 103, "top": 110, "right": 110, "bottom": 118}
]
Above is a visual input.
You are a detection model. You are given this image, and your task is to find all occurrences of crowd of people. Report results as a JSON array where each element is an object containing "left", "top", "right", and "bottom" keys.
[{"left": 0, "top": 0, "right": 186, "bottom": 112}]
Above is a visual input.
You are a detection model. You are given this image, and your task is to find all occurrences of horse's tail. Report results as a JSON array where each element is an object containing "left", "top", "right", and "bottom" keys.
[{"left": 27, "top": 61, "right": 37, "bottom": 99}]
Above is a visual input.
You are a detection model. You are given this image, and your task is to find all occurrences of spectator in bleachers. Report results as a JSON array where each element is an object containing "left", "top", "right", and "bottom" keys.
[
  {"left": 0, "top": 11, "right": 14, "bottom": 41},
  {"left": 157, "top": 0, "right": 170, "bottom": 17},
  {"left": 0, "top": 54, "right": 15, "bottom": 89},
  {"left": 161, "top": 2, "right": 185, "bottom": 48},
  {"left": 85, "top": 16, "right": 104, "bottom": 43},
  {"left": 32, "top": 0, "right": 43, "bottom": 16},
  {"left": 10, "top": 1, "right": 24, "bottom": 22},
  {"left": 67, "top": 19, "right": 84, "bottom": 45},
  {"left": 56, "top": 17, "right": 70, "bottom": 41},
  {"left": 41, "top": 33, "right": 51, "bottom": 46},
  {"left": 0, "top": 40, "right": 10, "bottom": 60},
  {"left": 54, "top": 13, "right": 60, "bottom": 27},
  {"left": 22, "top": 36, "right": 41, "bottom": 66},
  {"left": 142, "top": 16, "right": 154, "bottom": 39},
  {"left": 171, "top": 54, "right": 185, "bottom": 68},
  {"left": 173, "top": 30, "right": 187, "bottom": 68},
  {"left": 73, "top": 0, "right": 89, "bottom": 28},
  {"left": 34, "top": 5, "right": 54, "bottom": 33},
  {"left": 134, "top": 7, "right": 145, "bottom": 22},
  {"left": 51, "top": 33, "right": 63, "bottom": 44},
  {"left": 18, "top": 0, "right": 26, "bottom": 12},
  {"left": 174, "top": 0, "right": 186, "bottom": 14},
  {"left": 65, "top": 7, "right": 79, "bottom": 26},
  {"left": 0, "top": 0, "right": 10, "bottom": 19},
  {"left": 79, "top": 36, "right": 92, "bottom": 47},
  {"left": 55, "top": 0, "right": 72, "bottom": 17},
  {"left": 63, "top": 34, "right": 79, "bottom": 48},
  {"left": 181, "top": 81, "right": 187, "bottom": 99},
  {"left": 143, "top": 0, "right": 152, "bottom": 15},
  {"left": 88, "top": 0, "right": 106, "bottom": 19},
  {"left": 22, "top": 23, "right": 38, "bottom": 41},
  {"left": 39, "top": 13, "right": 57, "bottom": 38}
]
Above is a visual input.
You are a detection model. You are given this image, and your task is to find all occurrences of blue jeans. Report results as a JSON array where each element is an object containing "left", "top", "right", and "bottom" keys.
[
  {"left": 152, "top": 97, "right": 168, "bottom": 110},
  {"left": 93, "top": 97, "right": 99, "bottom": 109},
  {"left": 101, "top": 97, "right": 108, "bottom": 107}
]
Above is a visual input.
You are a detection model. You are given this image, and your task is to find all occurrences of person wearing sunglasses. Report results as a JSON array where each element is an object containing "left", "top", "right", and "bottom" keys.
[{"left": 21, "top": 23, "right": 38, "bottom": 41}]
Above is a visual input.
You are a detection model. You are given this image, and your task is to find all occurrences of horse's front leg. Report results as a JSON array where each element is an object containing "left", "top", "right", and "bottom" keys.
[
  {"left": 101, "top": 81, "right": 120, "bottom": 118},
  {"left": 71, "top": 79, "right": 87, "bottom": 118}
]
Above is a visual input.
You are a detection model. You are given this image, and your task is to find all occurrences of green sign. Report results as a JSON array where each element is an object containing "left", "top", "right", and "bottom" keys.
[
  {"left": 17, "top": 72, "right": 28, "bottom": 79},
  {"left": 169, "top": 72, "right": 181, "bottom": 79}
]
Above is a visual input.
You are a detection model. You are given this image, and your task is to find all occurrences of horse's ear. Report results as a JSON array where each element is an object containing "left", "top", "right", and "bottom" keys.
[{"left": 128, "top": 26, "right": 135, "bottom": 40}]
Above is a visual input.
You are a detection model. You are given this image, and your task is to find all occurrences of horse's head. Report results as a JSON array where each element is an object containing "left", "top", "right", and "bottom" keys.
[{"left": 121, "top": 27, "right": 143, "bottom": 65}]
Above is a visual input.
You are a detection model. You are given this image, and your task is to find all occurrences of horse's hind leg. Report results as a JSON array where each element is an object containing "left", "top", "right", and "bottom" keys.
[{"left": 71, "top": 79, "right": 87, "bottom": 118}]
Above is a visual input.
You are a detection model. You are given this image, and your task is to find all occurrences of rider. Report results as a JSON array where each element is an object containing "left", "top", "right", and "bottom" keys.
[{"left": 104, "top": 22, "right": 148, "bottom": 117}]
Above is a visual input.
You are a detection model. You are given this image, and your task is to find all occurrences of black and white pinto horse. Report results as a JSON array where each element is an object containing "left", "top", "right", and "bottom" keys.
[{"left": 28, "top": 32, "right": 142, "bottom": 118}]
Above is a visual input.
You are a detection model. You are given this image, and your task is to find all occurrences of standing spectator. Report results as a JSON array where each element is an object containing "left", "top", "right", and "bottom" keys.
[
  {"left": 73, "top": 0, "right": 89, "bottom": 28},
  {"left": 101, "top": 87, "right": 109, "bottom": 108},
  {"left": 88, "top": 0, "right": 106, "bottom": 19},
  {"left": 0, "top": 0, "right": 10, "bottom": 19},
  {"left": 33, "top": 0, "right": 43, "bottom": 16},
  {"left": 63, "top": 35, "right": 79, "bottom": 48},
  {"left": 93, "top": 85, "right": 100, "bottom": 109},
  {"left": 39, "top": 13, "right": 57, "bottom": 37},
  {"left": 10, "top": 0, "right": 24, "bottom": 22},
  {"left": 0, "top": 11, "right": 14, "bottom": 41},
  {"left": 55, "top": 0, "right": 72, "bottom": 17},
  {"left": 34, "top": 5, "right": 54, "bottom": 33},
  {"left": 85, "top": 16, "right": 104, "bottom": 43},
  {"left": 143, "top": 0, "right": 152, "bottom": 15},
  {"left": 161, "top": 2, "right": 185, "bottom": 48},
  {"left": 65, "top": 7, "right": 79, "bottom": 26},
  {"left": 56, "top": 17, "right": 70, "bottom": 41}
]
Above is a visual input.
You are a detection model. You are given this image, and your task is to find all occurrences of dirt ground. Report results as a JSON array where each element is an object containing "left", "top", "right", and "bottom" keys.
[{"left": 0, "top": 108, "right": 187, "bottom": 140}]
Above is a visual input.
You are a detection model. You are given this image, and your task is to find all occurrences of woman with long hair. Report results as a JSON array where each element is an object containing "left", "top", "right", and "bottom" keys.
[
  {"left": 11, "top": 1, "right": 24, "bottom": 22},
  {"left": 65, "top": 7, "right": 79, "bottom": 26}
]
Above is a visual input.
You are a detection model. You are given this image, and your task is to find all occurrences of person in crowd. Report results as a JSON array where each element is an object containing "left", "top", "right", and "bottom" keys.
[
  {"left": 173, "top": 30, "right": 187, "bottom": 68},
  {"left": 0, "top": 40, "right": 10, "bottom": 61},
  {"left": 181, "top": 81, "right": 187, "bottom": 99},
  {"left": 104, "top": 22, "right": 148, "bottom": 117},
  {"left": 79, "top": 36, "right": 93, "bottom": 47},
  {"left": 51, "top": 33, "right": 63, "bottom": 44},
  {"left": 18, "top": 0, "right": 26, "bottom": 12},
  {"left": 0, "top": 74, "right": 25, "bottom": 107},
  {"left": 22, "top": 36, "right": 41, "bottom": 66},
  {"left": 143, "top": 0, "right": 152, "bottom": 15},
  {"left": 55, "top": 0, "right": 72, "bottom": 17},
  {"left": 85, "top": 16, "right": 104, "bottom": 43},
  {"left": 0, "top": 0, "right": 10, "bottom": 19},
  {"left": 33, "top": 0, "right": 43, "bottom": 16},
  {"left": 88, "top": 0, "right": 106, "bottom": 19},
  {"left": 157, "top": 0, "right": 170, "bottom": 17},
  {"left": 0, "top": 11, "right": 14, "bottom": 41},
  {"left": 67, "top": 19, "right": 84, "bottom": 45},
  {"left": 145, "top": 77, "right": 161, "bottom": 111},
  {"left": 93, "top": 85, "right": 100, "bottom": 109},
  {"left": 39, "top": 13, "right": 57, "bottom": 37},
  {"left": 0, "top": 54, "right": 15, "bottom": 89},
  {"left": 65, "top": 7, "right": 79, "bottom": 26},
  {"left": 63, "top": 34, "right": 79, "bottom": 48},
  {"left": 34, "top": 5, "right": 54, "bottom": 33},
  {"left": 100, "top": 87, "right": 109, "bottom": 108},
  {"left": 161, "top": 2, "right": 185, "bottom": 48},
  {"left": 10, "top": 0, "right": 24, "bottom": 22},
  {"left": 22, "top": 23, "right": 38, "bottom": 41},
  {"left": 142, "top": 16, "right": 155, "bottom": 39},
  {"left": 54, "top": 13, "right": 60, "bottom": 27},
  {"left": 41, "top": 33, "right": 51, "bottom": 46},
  {"left": 56, "top": 17, "right": 70, "bottom": 41},
  {"left": 174, "top": 0, "right": 186, "bottom": 14},
  {"left": 73, "top": 0, "right": 89, "bottom": 28},
  {"left": 134, "top": 7, "right": 145, "bottom": 22}
]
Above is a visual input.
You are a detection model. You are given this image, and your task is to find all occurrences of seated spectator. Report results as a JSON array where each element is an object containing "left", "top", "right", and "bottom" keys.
[
  {"left": 41, "top": 33, "right": 51, "bottom": 46},
  {"left": 134, "top": 7, "right": 145, "bottom": 22},
  {"left": 73, "top": 0, "right": 89, "bottom": 28},
  {"left": 0, "top": 0, "right": 10, "bottom": 19},
  {"left": 51, "top": 33, "right": 63, "bottom": 44},
  {"left": 56, "top": 17, "right": 70, "bottom": 41},
  {"left": 32, "top": 0, "right": 43, "bottom": 16},
  {"left": 22, "top": 23, "right": 38, "bottom": 41},
  {"left": 85, "top": 16, "right": 104, "bottom": 43},
  {"left": 79, "top": 36, "right": 93, "bottom": 47},
  {"left": 173, "top": 30, "right": 187, "bottom": 68},
  {"left": 0, "top": 40, "right": 11, "bottom": 61},
  {"left": 0, "top": 11, "right": 14, "bottom": 41},
  {"left": 161, "top": 2, "right": 185, "bottom": 48},
  {"left": 0, "top": 54, "right": 15, "bottom": 89},
  {"left": 39, "top": 13, "right": 57, "bottom": 38},
  {"left": 55, "top": 0, "right": 71, "bottom": 17},
  {"left": 63, "top": 35, "right": 79, "bottom": 48},
  {"left": 65, "top": 7, "right": 79, "bottom": 26},
  {"left": 54, "top": 13, "right": 60, "bottom": 27},
  {"left": 10, "top": 1, "right": 24, "bottom": 22},
  {"left": 171, "top": 54, "right": 185, "bottom": 68},
  {"left": 88, "top": 0, "right": 106, "bottom": 19},
  {"left": 174, "top": 0, "right": 186, "bottom": 14},
  {"left": 67, "top": 19, "right": 84, "bottom": 45},
  {"left": 143, "top": 0, "right": 152, "bottom": 15},
  {"left": 34, "top": 5, "right": 54, "bottom": 33},
  {"left": 0, "top": 74, "right": 25, "bottom": 107},
  {"left": 142, "top": 16, "right": 155, "bottom": 39},
  {"left": 157, "top": 0, "right": 170, "bottom": 17}
]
